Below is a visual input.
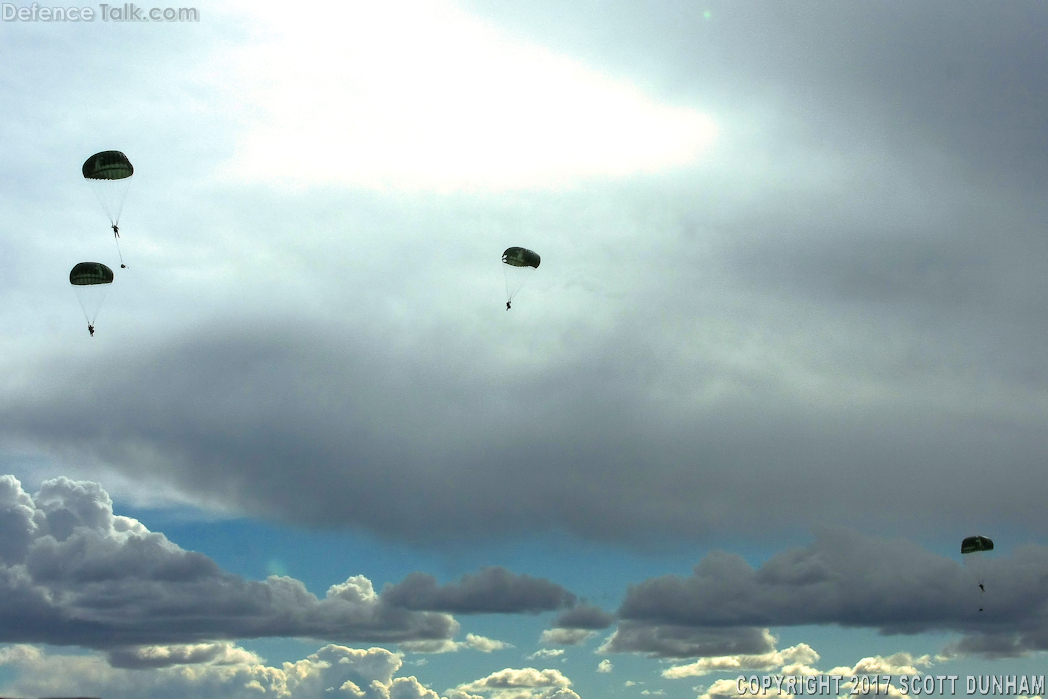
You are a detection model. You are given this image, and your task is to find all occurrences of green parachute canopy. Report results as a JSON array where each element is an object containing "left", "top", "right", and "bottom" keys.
[
  {"left": 82, "top": 151, "right": 134, "bottom": 180},
  {"left": 69, "top": 262, "right": 115, "bottom": 286},
  {"left": 69, "top": 262, "right": 114, "bottom": 327},
  {"left": 502, "top": 247, "right": 541, "bottom": 269},
  {"left": 961, "top": 536, "right": 994, "bottom": 554},
  {"left": 501, "top": 247, "right": 540, "bottom": 304}
]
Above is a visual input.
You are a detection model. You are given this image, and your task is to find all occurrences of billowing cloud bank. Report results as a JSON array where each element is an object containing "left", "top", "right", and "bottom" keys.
[
  {"left": 6, "top": 474, "right": 1048, "bottom": 666},
  {"left": 0, "top": 642, "right": 580, "bottom": 699},
  {"left": 609, "top": 528, "right": 1048, "bottom": 659},
  {"left": 0, "top": 474, "right": 459, "bottom": 648}
]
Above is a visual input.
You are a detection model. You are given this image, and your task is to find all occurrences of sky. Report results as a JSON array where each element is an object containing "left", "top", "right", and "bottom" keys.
[{"left": 2, "top": 0, "right": 1048, "bottom": 697}]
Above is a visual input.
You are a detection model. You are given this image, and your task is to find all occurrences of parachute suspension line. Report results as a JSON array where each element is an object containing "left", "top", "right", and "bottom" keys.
[
  {"left": 75, "top": 286, "right": 111, "bottom": 325},
  {"left": 88, "top": 176, "right": 131, "bottom": 227},
  {"left": 114, "top": 233, "right": 126, "bottom": 268},
  {"left": 503, "top": 265, "right": 530, "bottom": 303}
]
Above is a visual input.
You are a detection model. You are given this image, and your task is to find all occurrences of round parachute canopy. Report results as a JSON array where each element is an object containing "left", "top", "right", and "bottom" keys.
[
  {"left": 69, "top": 262, "right": 114, "bottom": 326},
  {"left": 962, "top": 535, "right": 994, "bottom": 611},
  {"left": 502, "top": 247, "right": 541, "bottom": 269},
  {"left": 962, "top": 536, "right": 994, "bottom": 554},
  {"left": 82, "top": 151, "right": 134, "bottom": 180},
  {"left": 69, "top": 262, "right": 115, "bottom": 286},
  {"left": 82, "top": 150, "right": 133, "bottom": 235},
  {"left": 501, "top": 247, "right": 540, "bottom": 304}
]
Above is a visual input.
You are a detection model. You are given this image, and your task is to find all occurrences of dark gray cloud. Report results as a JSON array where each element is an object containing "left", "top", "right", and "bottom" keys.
[
  {"left": 552, "top": 604, "right": 614, "bottom": 630},
  {"left": 614, "top": 528, "right": 1048, "bottom": 658},
  {"left": 599, "top": 623, "right": 774, "bottom": 659},
  {"left": 0, "top": 475, "right": 457, "bottom": 649},
  {"left": 3, "top": 294, "right": 1047, "bottom": 549},
  {"left": 382, "top": 568, "right": 576, "bottom": 614}
]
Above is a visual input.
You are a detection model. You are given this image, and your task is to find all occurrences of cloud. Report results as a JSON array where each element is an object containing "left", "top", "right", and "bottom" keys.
[
  {"left": 698, "top": 679, "right": 748, "bottom": 699},
  {"left": 399, "top": 639, "right": 466, "bottom": 654},
  {"left": 389, "top": 676, "right": 445, "bottom": 699},
  {"left": 661, "top": 642, "right": 817, "bottom": 678},
  {"left": 400, "top": 633, "right": 512, "bottom": 655},
  {"left": 1, "top": 643, "right": 410, "bottom": 699},
  {"left": 614, "top": 528, "right": 1048, "bottom": 658},
  {"left": 599, "top": 625, "right": 775, "bottom": 660},
  {"left": 382, "top": 568, "right": 576, "bottom": 614},
  {"left": 552, "top": 604, "right": 614, "bottom": 630},
  {"left": 106, "top": 642, "right": 262, "bottom": 669},
  {"left": 537, "top": 629, "right": 596, "bottom": 647},
  {"left": 2, "top": 642, "right": 583, "bottom": 699},
  {"left": 10, "top": 231, "right": 1048, "bottom": 553},
  {"left": 448, "top": 691, "right": 579, "bottom": 699},
  {"left": 686, "top": 647, "right": 936, "bottom": 699},
  {"left": 596, "top": 659, "right": 612, "bottom": 673},
  {"left": 939, "top": 634, "right": 1036, "bottom": 661},
  {"left": 5, "top": 0, "right": 1048, "bottom": 569},
  {"left": 7, "top": 153, "right": 1048, "bottom": 553},
  {"left": 455, "top": 668, "right": 571, "bottom": 692},
  {"left": 527, "top": 649, "right": 564, "bottom": 660},
  {"left": 213, "top": 0, "right": 717, "bottom": 192},
  {"left": 451, "top": 667, "right": 579, "bottom": 699},
  {"left": 0, "top": 644, "right": 42, "bottom": 666},
  {"left": 3, "top": 641, "right": 544, "bottom": 699},
  {"left": 466, "top": 634, "right": 512, "bottom": 653},
  {"left": 841, "top": 652, "right": 933, "bottom": 677},
  {"left": 0, "top": 475, "right": 456, "bottom": 649}
]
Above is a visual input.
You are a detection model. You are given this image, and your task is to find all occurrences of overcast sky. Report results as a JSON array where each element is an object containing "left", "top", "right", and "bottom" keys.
[{"left": 2, "top": 1, "right": 1048, "bottom": 697}]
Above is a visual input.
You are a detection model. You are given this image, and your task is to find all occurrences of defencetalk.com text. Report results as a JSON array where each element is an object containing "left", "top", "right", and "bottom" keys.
[{"left": 2, "top": 3, "right": 198, "bottom": 21}]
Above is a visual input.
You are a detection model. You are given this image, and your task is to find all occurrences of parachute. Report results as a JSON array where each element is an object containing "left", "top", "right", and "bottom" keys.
[
  {"left": 502, "top": 247, "right": 540, "bottom": 306},
  {"left": 961, "top": 535, "right": 994, "bottom": 612},
  {"left": 82, "top": 150, "right": 133, "bottom": 267},
  {"left": 69, "top": 262, "right": 114, "bottom": 332},
  {"left": 961, "top": 536, "right": 993, "bottom": 555}
]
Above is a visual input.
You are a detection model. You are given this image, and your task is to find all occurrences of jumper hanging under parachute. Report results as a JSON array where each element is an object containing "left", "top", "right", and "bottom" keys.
[
  {"left": 961, "top": 535, "right": 994, "bottom": 612},
  {"left": 502, "top": 247, "right": 540, "bottom": 309},
  {"left": 70, "top": 262, "right": 114, "bottom": 336},
  {"left": 83, "top": 150, "right": 133, "bottom": 268}
]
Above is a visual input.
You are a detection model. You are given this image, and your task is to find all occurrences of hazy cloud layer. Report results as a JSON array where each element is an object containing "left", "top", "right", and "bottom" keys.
[
  {"left": 615, "top": 528, "right": 1048, "bottom": 657},
  {"left": 3, "top": 3, "right": 1048, "bottom": 552}
]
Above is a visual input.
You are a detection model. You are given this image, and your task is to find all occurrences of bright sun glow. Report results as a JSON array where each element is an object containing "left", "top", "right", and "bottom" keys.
[{"left": 212, "top": 0, "right": 718, "bottom": 191}]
